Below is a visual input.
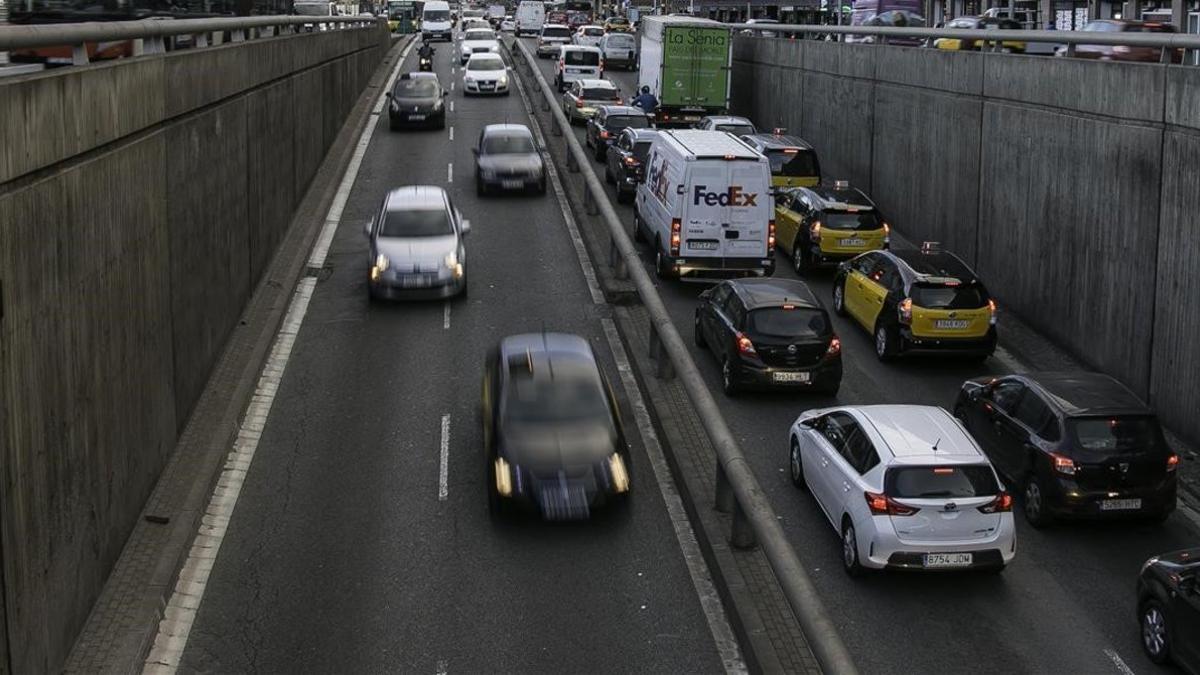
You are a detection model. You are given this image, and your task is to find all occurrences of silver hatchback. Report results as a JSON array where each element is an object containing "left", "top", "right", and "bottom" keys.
[{"left": 364, "top": 186, "right": 470, "bottom": 301}]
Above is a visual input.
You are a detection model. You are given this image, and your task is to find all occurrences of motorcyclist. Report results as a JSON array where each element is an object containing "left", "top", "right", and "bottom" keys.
[
  {"left": 418, "top": 38, "right": 435, "bottom": 59},
  {"left": 630, "top": 85, "right": 659, "bottom": 114}
]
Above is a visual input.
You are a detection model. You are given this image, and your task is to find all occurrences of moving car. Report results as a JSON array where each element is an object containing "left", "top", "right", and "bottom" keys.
[
  {"left": 554, "top": 44, "right": 603, "bottom": 91},
  {"left": 421, "top": 0, "right": 453, "bottom": 41},
  {"left": 934, "top": 15, "right": 1025, "bottom": 53},
  {"left": 740, "top": 132, "right": 822, "bottom": 188},
  {"left": 385, "top": 72, "right": 448, "bottom": 130},
  {"left": 696, "top": 115, "right": 757, "bottom": 136},
  {"left": 516, "top": 0, "right": 545, "bottom": 36},
  {"left": 775, "top": 181, "right": 889, "bottom": 275},
  {"left": 459, "top": 26, "right": 500, "bottom": 64},
  {"left": 585, "top": 105, "right": 650, "bottom": 161},
  {"left": 462, "top": 53, "right": 509, "bottom": 95},
  {"left": 1138, "top": 548, "right": 1200, "bottom": 672},
  {"left": 561, "top": 79, "right": 622, "bottom": 123},
  {"left": 536, "top": 23, "right": 573, "bottom": 57},
  {"left": 604, "top": 15, "right": 632, "bottom": 32},
  {"left": 695, "top": 278, "right": 842, "bottom": 395},
  {"left": 954, "top": 372, "right": 1178, "bottom": 527},
  {"left": 364, "top": 186, "right": 469, "bottom": 301},
  {"left": 481, "top": 333, "right": 632, "bottom": 520},
  {"left": 1056, "top": 19, "right": 1183, "bottom": 63},
  {"left": 788, "top": 405, "right": 1016, "bottom": 576},
  {"left": 605, "top": 127, "right": 657, "bottom": 203},
  {"left": 474, "top": 124, "right": 547, "bottom": 195},
  {"left": 598, "top": 31, "right": 638, "bottom": 70},
  {"left": 500, "top": 17, "right": 515, "bottom": 32},
  {"left": 832, "top": 246, "right": 997, "bottom": 361},
  {"left": 573, "top": 24, "right": 605, "bottom": 47},
  {"left": 633, "top": 130, "right": 775, "bottom": 280}
]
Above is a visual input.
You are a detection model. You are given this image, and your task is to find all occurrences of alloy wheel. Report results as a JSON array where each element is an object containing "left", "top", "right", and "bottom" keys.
[
  {"left": 1142, "top": 606, "right": 1167, "bottom": 657},
  {"left": 842, "top": 524, "right": 857, "bottom": 569},
  {"left": 1024, "top": 481, "right": 1043, "bottom": 521}
]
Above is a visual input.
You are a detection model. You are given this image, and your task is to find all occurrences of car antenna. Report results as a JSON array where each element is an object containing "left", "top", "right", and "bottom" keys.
[{"left": 932, "top": 437, "right": 941, "bottom": 452}]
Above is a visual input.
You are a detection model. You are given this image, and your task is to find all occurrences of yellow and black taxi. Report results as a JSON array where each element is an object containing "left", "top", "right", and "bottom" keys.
[
  {"left": 934, "top": 16, "right": 1026, "bottom": 53},
  {"left": 739, "top": 132, "right": 822, "bottom": 189},
  {"left": 603, "top": 15, "right": 632, "bottom": 32},
  {"left": 775, "top": 180, "right": 889, "bottom": 275},
  {"left": 832, "top": 245, "right": 997, "bottom": 361}
]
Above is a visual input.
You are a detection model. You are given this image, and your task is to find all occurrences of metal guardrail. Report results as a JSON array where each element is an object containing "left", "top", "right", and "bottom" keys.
[
  {"left": 508, "top": 36, "right": 859, "bottom": 675},
  {"left": 0, "top": 15, "right": 381, "bottom": 66}
]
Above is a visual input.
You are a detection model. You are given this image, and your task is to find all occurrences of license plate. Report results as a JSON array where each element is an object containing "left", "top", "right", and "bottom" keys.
[
  {"left": 838, "top": 238, "right": 866, "bottom": 247},
  {"left": 567, "top": 67, "right": 582, "bottom": 73},
  {"left": 480, "top": 84, "right": 495, "bottom": 90},
  {"left": 688, "top": 240, "right": 719, "bottom": 250},
  {"left": 401, "top": 274, "right": 429, "bottom": 288},
  {"left": 772, "top": 371, "right": 810, "bottom": 383},
  {"left": 934, "top": 319, "right": 970, "bottom": 329},
  {"left": 923, "top": 553, "right": 973, "bottom": 568},
  {"left": 1100, "top": 498, "right": 1142, "bottom": 511},
  {"left": 409, "top": 114, "right": 426, "bottom": 121},
  {"left": 501, "top": 180, "right": 523, "bottom": 189}
]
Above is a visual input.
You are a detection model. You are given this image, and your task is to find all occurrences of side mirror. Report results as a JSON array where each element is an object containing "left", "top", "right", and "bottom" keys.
[
  {"left": 461, "top": 219, "right": 472, "bottom": 234},
  {"left": 385, "top": 92, "right": 393, "bottom": 99},
  {"left": 363, "top": 219, "right": 373, "bottom": 237},
  {"left": 471, "top": 147, "right": 479, "bottom": 156},
  {"left": 699, "top": 288, "right": 713, "bottom": 300},
  {"left": 442, "top": 91, "right": 448, "bottom": 97}
]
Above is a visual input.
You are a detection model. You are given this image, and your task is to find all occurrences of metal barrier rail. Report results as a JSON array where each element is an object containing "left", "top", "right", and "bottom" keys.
[
  {"left": 0, "top": 15, "right": 381, "bottom": 66},
  {"left": 508, "top": 36, "right": 859, "bottom": 675}
]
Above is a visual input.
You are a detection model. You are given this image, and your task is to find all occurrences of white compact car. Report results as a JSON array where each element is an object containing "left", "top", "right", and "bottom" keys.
[
  {"left": 788, "top": 405, "right": 1017, "bottom": 576},
  {"left": 500, "top": 17, "right": 516, "bottom": 32},
  {"left": 462, "top": 53, "right": 509, "bottom": 95},
  {"left": 460, "top": 27, "right": 500, "bottom": 64},
  {"left": 573, "top": 24, "right": 605, "bottom": 47}
]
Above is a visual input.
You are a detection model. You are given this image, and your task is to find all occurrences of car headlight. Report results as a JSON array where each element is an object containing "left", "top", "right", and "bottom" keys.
[
  {"left": 608, "top": 453, "right": 630, "bottom": 493},
  {"left": 444, "top": 251, "right": 458, "bottom": 269},
  {"left": 494, "top": 457, "right": 513, "bottom": 497},
  {"left": 370, "top": 253, "right": 389, "bottom": 281},
  {"left": 498, "top": 74, "right": 508, "bottom": 86}
]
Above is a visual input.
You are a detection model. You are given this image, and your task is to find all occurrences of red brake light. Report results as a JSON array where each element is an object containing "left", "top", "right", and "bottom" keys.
[
  {"left": 735, "top": 332, "right": 757, "bottom": 356},
  {"left": 864, "top": 491, "right": 919, "bottom": 516},
  {"left": 988, "top": 298, "right": 998, "bottom": 325},
  {"left": 670, "top": 218, "right": 681, "bottom": 256},
  {"left": 624, "top": 156, "right": 637, "bottom": 166},
  {"left": 600, "top": 130, "right": 609, "bottom": 139},
  {"left": 576, "top": 100, "right": 584, "bottom": 108},
  {"left": 898, "top": 298, "right": 913, "bottom": 325},
  {"left": 768, "top": 219, "right": 776, "bottom": 249},
  {"left": 933, "top": 467, "right": 954, "bottom": 475},
  {"left": 977, "top": 491, "right": 1013, "bottom": 513},
  {"left": 1051, "top": 452, "right": 1076, "bottom": 476},
  {"left": 810, "top": 221, "right": 821, "bottom": 242},
  {"left": 1167, "top": 453, "right": 1180, "bottom": 472},
  {"left": 826, "top": 336, "right": 841, "bottom": 357}
]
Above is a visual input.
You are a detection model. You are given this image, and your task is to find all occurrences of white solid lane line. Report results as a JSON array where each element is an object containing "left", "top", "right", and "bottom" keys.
[
  {"left": 449, "top": 125, "right": 454, "bottom": 141},
  {"left": 447, "top": 162, "right": 453, "bottom": 183},
  {"left": 439, "top": 414, "right": 451, "bottom": 501},
  {"left": 443, "top": 300, "right": 451, "bottom": 330},
  {"left": 436, "top": 658, "right": 448, "bottom": 675},
  {"left": 451, "top": 81, "right": 456, "bottom": 91},
  {"left": 1104, "top": 649, "right": 1136, "bottom": 675},
  {"left": 450, "top": 100, "right": 455, "bottom": 113}
]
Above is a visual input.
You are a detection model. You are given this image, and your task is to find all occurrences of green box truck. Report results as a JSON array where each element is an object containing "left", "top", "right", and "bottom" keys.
[{"left": 636, "top": 16, "right": 733, "bottom": 126}]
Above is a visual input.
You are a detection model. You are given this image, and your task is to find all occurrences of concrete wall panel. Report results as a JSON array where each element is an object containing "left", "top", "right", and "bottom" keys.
[
  {"left": 874, "top": 46, "right": 982, "bottom": 95},
  {"left": 1165, "top": 65, "right": 1200, "bottom": 131},
  {"left": 246, "top": 79, "right": 298, "bottom": 283},
  {"left": 983, "top": 53, "right": 1164, "bottom": 122},
  {"left": 804, "top": 39, "right": 876, "bottom": 79},
  {"left": 804, "top": 72, "right": 875, "bottom": 195}
]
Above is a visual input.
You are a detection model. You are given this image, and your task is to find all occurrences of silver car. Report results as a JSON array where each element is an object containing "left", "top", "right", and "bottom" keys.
[
  {"left": 365, "top": 186, "right": 470, "bottom": 301},
  {"left": 474, "top": 124, "right": 546, "bottom": 195},
  {"left": 561, "top": 79, "right": 621, "bottom": 124}
]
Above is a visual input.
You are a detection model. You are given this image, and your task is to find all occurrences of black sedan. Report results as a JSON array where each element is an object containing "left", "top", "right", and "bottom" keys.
[
  {"left": 481, "top": 333, "right": 631, "bottom": 520},
  {"left": 385, "top": 73, "right": 447, "bottom": 130},
  {"left": 604, "top": 128, "right": 656, "bottom": 203},
  {"left": 474, "top": 124, "right": 547, "bottom": 196},
  {"left": 954, "top": 372, "right": 1178, "bottom": 527},
  {"left": 694, "top": 278, "right": 842, "bottom": 395},
  {"left": 1138, "top": 548, "right": 1200, "bottom": 672},
  {"left": 585, "top": 105, "right": 650, "bottom": 162}
]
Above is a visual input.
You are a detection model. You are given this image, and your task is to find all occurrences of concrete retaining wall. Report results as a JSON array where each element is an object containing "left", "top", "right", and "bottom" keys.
[
  {"left": 0, "top": 25, "right": 389, "bottom": 673},
  {"left": 731, "top": 37, "right": 1200, "bottom": 445}
]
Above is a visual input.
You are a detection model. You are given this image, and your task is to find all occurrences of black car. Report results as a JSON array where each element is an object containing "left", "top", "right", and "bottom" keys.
[
  {"left": 694, "top": 278, "right": 842, "bottom": 395},
  {"left": 604, "top": 128, "right": 657, "bottom": 203},
  {"left": 1138, "top": 548, "right": 1200, "bottom": 672},
  {"left": 481, "top": 333, "right": 631, "bottom": 519},
  {"left": 585, "top": 105, "right": 650, "bottom": 162},
  {"left": 954, "top": 372, "right": 1178, "bottom": 527},
  {"left": 385, "top": 73, "right": 447, "bottom": 130},
  {"left": 776, "top": 180, "right": 889, "bottom": 275},
  {"left": 474, "top": 124, "right": 547, "bottom": 196}
]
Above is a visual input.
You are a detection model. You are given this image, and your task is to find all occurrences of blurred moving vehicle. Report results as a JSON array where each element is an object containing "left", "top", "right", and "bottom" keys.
[
  {"left": 775, "top": 181, "right": 889, "bottom": 275},
  {"left": 421, "top": 0, "right": 453, "bottom": 41},
  {"left": 695, "top": 115, "right": 757, "bottom": 136},
  {"left": 934, "top": 15, "right": 1026, "bottom": 53},
  {"left": 1137, "top": 548, "right": 1200, "bottom": 672},
  {"left": 574, "top": 24, "right": 606, "bottom": 46},
  {"left": 365, "top": 186, "right": 469, "bottom": 301},
  {"left": 740, "top": 132, "right": 822, "bottom": 188},
  {"left": 789, "top": 405, "right": 1016, "bottom": 576},
  {"left": 598, "top": 31, "right": 638, "bottom": 70},
  {"left": 462, "top": 53, "right": 510, "bottom": 95},
  {"left": 481, "top": 333, "right": 632, "bottom": 520},
  {"left": 561, "top": 79, "right": 621, "bottom": 122},
  {"left": 1054, "top": 19, "right": 1183, "bottom": 63},
  {"left": 832, "top": 246, "right": 997, "bottom": 361},
  {"left": 385, "top": 72, "right": 447, "bottom": 130},
  {"left": 954, "top": 372, "right": 1178, "bottom": 527},
  {"left": 605, "top": 128, "right": 658, "bottom": 203},
  {"left": 695, "top": 279, "right": 842, "bottom": 395},
  {"left": 604, "top": 16, "right": 632, "bottom": 32},
  {"left": 554, "top": 45, "right": 604, "bottom": 91},
  {"left": 537, "top": 23, "right": 575, "bottom": 57},
  {"left": 740, "top": 18, "right": 780, "bottom": 37},
  {"left": 460, "top": 26, "right": 501, "bottom": 64},
  {"left": 585, "top": 105, "right": 650, "bottom": 161},
  {"left": 474, "top": 124, "right": 547, "bottom": 195},
  {"left": 516, "top": 0, "right": 546, "bottom": 36}
]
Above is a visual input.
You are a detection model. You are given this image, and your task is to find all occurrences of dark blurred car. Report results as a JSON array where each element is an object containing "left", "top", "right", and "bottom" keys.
[
  {"left": 364, "top": 186, "right": 469, "bottom": 301},
  {"left": 385, "top": 73, "right": 448, "bottom": 130},
  {"left": 694, "top": 278, "right": 842, "bottom": 395},
  {"left": 481, "top": 333, "right": 632, "bottom": 519},
  {"left": 954, "top": 372, "right": 1178, "bottom": 527},
  {"left": 934, "top": 15, "right": 1026, "bottom": 53},
  {"left": 851, "top": 10, "right": 926, "bottom": 46},
  {"left": 474, "top": 124, "right": 547, "bottom": 196},
  {"left": 585, "top": 105, "right": 650, "bottom": 161},
  {"left": 604, "top": 127, "right": 657, "bottom": 203},
  {"left": 1138, "top": 548, "right": 1200, "bottom": 672},
  {"left": 1055, "top": 19, "right": 1183, "bottom": 63}
]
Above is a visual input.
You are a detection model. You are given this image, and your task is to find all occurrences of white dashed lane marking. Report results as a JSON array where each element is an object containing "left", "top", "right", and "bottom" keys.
[{"left": 438, "top": 414, "right": 451, "bottom": 501}]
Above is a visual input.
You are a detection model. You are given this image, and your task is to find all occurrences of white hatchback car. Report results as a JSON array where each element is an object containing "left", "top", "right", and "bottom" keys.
[
  {"left": 459, "top": 26, "right": 500, "bottom": 64},
  {"left": 462, "top": 53, "right": 509, "bottom": 95},
  {"left": 788, "top": 405, "right": 1016, "bottom": 576},
  {"left": 573, "top": 24, "right": 605, "bottom": 47}
]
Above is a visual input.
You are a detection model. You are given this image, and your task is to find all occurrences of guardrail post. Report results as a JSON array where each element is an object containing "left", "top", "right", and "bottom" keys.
[
  {"left": 648, "top": 323, "right": 675, "bottom": 380},
  {"left": 1066, "top": 42, "right": 1076, "bottom": 56},
  {"left": 609, "top": 238, "right": 629, "bottom": 280},
  {"left": 730, "top": 500, "right": 757, "bottom": 549},
  {"left": 232, "top": 28, "right": 245, "bottom": 42},
  {"left": 566, "top": 146, "right": 579, "bottom": 172},
  {"left": 195, "top": 32, "right": 209, "bottom": 48},
  {"left": 584, "top": 185, "right": 599, "bottom": 215},
  {"left": 1161, "top": 46, "right": 1172, "bottom": 63},
  {"left": 72, "top": 43, "right": 89, "bottom": 66},
  {"left": 714, "top": 460, "right": 734, "bottom": 513}
]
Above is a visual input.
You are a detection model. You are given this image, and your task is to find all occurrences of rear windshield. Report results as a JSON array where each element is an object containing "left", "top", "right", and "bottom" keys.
[
  {"left": 633, "top": 140, "right": 654, "bottom": 161},
  {"left": 581, "top": 86, "right": 618, "bottom": 99},
  {"left": 565, "top": 50, "right": 601, "bottom": 65},
  {"left": 606, "top": 115, "right": 648, "bottom": 130},
  {"left": 1069, "top": 416, "right": 1162, "bottom": 454},
  {"left": 911, "top": 283, "right": 988, "bottom": 309},
  {"left": 583, "top": 27, "right": 604, "bottom": 35},
  {"left": 717, "top": 124, "right": 756, "bottom": 137},
  {"left": 465, "top": 29, "right": 497, "bottom": 39},
  {"left": 504, "top": 374, "right": 609, "bottom": 424},
  {"left": 467, "top": 56, "right": 504, "bottom": 70},
  {"left": 746, "top": 308, "right": 829, "bottom": 339},
  {"left": 766, "top": 149, "right": 819, "bottom": 177},
  {"left": 1123, "top": 23, "right": 1176, "bottom": 32},
  {"left": 381, "top": 209, "right": 452, "bottom": 238},
  {"left": 463, "top": 9, "right": 485, "bottom": 16},
  {"left": 393, "top": 79, "right": 439, "bottom": 97},
  {"left": 606, "top": 34, "right": 635, "bottom": 47},
  {"left": 482, "top": 133, "right": 535, "bottom": 154},
  {"left": 823, "top": 211, "right": 882, "bottom": 231},
  {"left": 885, "top": 465, "right": 999, "bottom": 499},
  {"left": 543, "top": 26, "right": 572, "bottom": 37},
  {"left": 424, "top": 9, "right": 449, "bottom": 20}
]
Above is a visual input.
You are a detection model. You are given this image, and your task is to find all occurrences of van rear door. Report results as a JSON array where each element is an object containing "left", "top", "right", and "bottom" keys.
[
  {"left": 682, "top": 159, "right": 767, "bottom": 261},
  {"left": 680, "top": 161, "right": 730, "bottom": 260},
  {"left": 725, "top": 159, "right": 768, "bottom": 259}
]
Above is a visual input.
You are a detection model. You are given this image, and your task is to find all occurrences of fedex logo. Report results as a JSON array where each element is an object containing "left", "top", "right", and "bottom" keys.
[{"left": 693, "top": 185, "right": 758, "bottom": 207}]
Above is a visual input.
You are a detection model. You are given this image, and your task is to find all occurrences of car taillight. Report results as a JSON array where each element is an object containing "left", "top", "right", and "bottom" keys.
[
  {"left": 1167, "top": 453, "right": 1179, "bottom": 472},
  {"left": 810, "top": 221, "right": 821, "bottom": 242},
  {"left": 735, "top": 331, "right": 757, "bottom": 356},
  {"left": 865, "top": 491, "right": 919, "bottom": 516},
  {"left": 576, "top": 100, "right": 584, "bottom": 108},
  {"left": 599, "top": 130, "right": 609, "bottom": 139},
  {"left": 826, "top": 336, "right": 841, "bottom": 357},
  {"left": 977, "top": 491, "right": 1013, "bottom": 513},
  {"left": 624, "top": 156, "right": 638, "bottom": 166},
  {"left": 988, "top": 298, "right": 997, "bottom": 325},
  {"left": 768, "top": 219, "right": 776, "bottom": 249},
  {"left": 898, "top": 298, "right": 912, "bottom": 325},
  {"left": 1051, "top": 452, "right": 1076, "bottom": 476},
  {"left": 670, "top": 218, "right": 681, "bottom": 256}
]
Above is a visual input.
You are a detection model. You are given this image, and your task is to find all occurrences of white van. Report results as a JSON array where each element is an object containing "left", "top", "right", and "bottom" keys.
[
  {"left": 633, "top": 130, "right": 775, "bottom": 280},
  {"left": 553, "top": 45, "right": 602, "bottom": 92},
  {"left": 515, "top": 0, "right": 545, "bottom": 36},
  {"left": 421, "top": 0, "right": 452, "bottom": 41}
]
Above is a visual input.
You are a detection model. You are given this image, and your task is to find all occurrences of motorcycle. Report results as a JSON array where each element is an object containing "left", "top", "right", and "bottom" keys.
[{"left": 419, "top": 54, "right": 433, "bottom": 71}]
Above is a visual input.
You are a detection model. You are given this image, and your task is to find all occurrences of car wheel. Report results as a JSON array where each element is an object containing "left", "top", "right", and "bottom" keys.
[
  {"left": 632, "top": 210, "right": 646, "bottom": 242},
  {"left": 694, "top": 314, "right": 706, "bottom": 349},
  {"left": 654, "top": 244, "right": 674, "bottom": 280},
  {"left": 792, "top": 241, "right": 809, "bottom": 275},
  {"left": 1022, "top": 475, "right": 1052, "bottom": 528},
  {"left": 1141, "top": 599, "right": 1171, "bottom": 664},
  {"left": 595, "top": 144, "right": 606, "bottom": 162},
  {"left": 832, "top": 281, "right": 847, "bottom": 316},
  {"left": 789, "top": 438, "right": 807, "bottom": 490},
  {"left": 874, "top": 323, "right": 898, "bottom": 362},
  {"left": 721, "top": 358, "right": 739, "bottom": 396},
  {"left": 842, "top": 519, "right": 865, "bottom": 577}
]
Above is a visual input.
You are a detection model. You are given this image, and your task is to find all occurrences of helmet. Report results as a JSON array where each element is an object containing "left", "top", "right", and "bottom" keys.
[{"left": 641, "top": 85, "right": 650, "bottom": 94}]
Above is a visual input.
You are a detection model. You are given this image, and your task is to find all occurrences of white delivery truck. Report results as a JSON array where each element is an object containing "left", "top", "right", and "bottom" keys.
[
  {"left": 421, "top": 0, "right": 453, "bottom": 41},
  {"left": 515, "top": 0, "right": 545, "bottom": 36},
  {"left": 633, "top": 130, "right": 776, "bottom": 280},
  {"left": 637, "top": 15, "right": 733, "bottom": 126}
]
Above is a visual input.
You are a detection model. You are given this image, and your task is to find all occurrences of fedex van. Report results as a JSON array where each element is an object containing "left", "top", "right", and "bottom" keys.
[
  {"left": 422, "top": 0, "right": 452, "bottom": 41},
  {"left": 633, "top": 130, "right": 775, "bottom": 280}
]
